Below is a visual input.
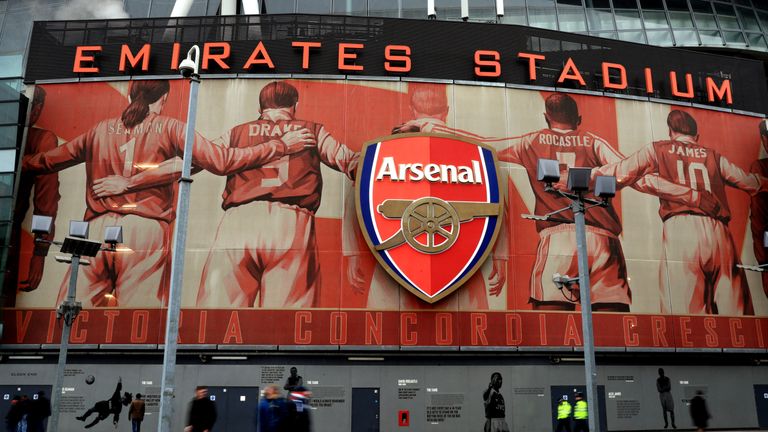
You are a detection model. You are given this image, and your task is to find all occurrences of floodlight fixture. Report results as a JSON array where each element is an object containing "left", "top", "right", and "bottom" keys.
[
  {"left": 537, "top": 159, "right": 560, "bottom": 184},
  {"left": 31, "top": 215, "right": 53, "bottom": 235},
  {"left": 104, "top": 226, "right": 123, "bottom": 246},
  {"left": 68, "top": 221, "right": 89, "bottom": 239},
  {"left": 60, "top": 237, "right": 102, "bottom": 257},
  {"left": 495, "top": 0, "right": 504, "bottom": 17},
  {"left": 567, "top": 168, "right": 591, "bottom": 192},
  {"left": 594, "top": 176, "right": 617, "bottom": 199}
]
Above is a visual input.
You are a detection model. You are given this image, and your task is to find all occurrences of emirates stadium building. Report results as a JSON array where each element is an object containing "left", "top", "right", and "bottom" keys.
[{"left": 1, "top": 1, "right": 768, "bottom": 431}]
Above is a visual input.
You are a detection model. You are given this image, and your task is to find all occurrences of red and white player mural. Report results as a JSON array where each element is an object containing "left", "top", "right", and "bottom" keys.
[{"left": 7, "top": 78, "right": 768, "bottom": 348}]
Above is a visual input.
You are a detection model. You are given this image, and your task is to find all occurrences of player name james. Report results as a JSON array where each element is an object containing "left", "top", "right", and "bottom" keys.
[
  {"left": 668, "top": 144, "right": 708, "bottom": 158},
  {"left": 376, "top": 156, "right": 483, "bottom": 184}
]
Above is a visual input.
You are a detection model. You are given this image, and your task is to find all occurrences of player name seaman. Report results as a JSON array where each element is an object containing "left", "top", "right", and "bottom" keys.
[{"left": 375, "top": 157, "right": 483, "bottom": 184}]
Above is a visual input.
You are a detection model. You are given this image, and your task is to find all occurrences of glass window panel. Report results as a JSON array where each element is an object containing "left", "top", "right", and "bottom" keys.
[
  {"left": 557, "top": 0, "right": 583, "bottom": 5},
  {"left": 717, "top": 15, "right": 740, "bottom": 30},
  {"left": 615, "top": 10, "right": 642, "bottom": 29},
  {"left": 435, "top": 0, "right": 461, "bottom": 20},
  {"left": 0, "top": 101, "right": 17, "bottom": 125},
  {"left": 263, "top": 0, "right": 295, "bottom": 13},
  {"left": 529, "top": 7, "right": 558, "bottom": 29},
  {"left": 333, "top": 0, "right": 367, "bottom": 15},
  {"left": 665, "top": 0, "right": 689, "bottom": 11},
  {"left": 733, "top": 0, "right": 752, "bottom": 6},
  {"left": 643, "top": 10, "right": 669, "bottom": 29},
  {"left": 737, "top": 7, "right": 762, "bottom": 31},
  {"left": 698, "top": 30, "right": 723, "bottom": 45},
  {"left": 0, "top": 1, "right": 6, "bottom": 13},
  {"left": 585, "top": 0, "right": 610, "bottom": 7},
  {"left": 558, "top": 8, "right": 588, "bottom": 31},
  {"left": 646, "top": 29, "right": 673, "bottom": 45},
  {"left": 506, "top": 0, "right": 525, "bottom": 5},
  {"left": 714, "top": 3, "right": 736, "bottom": 17},
  {"left": 759, "top": 11, "right": 768, "bottom": 30},
  {"left": 297, "top": 0, "right": 331, "bottom": 13},
  {"left": 0, "top": 8, "right": 32, "bottom": 63},
  {"left": 588, "top": 8, "right": 616, "bottom": 30},
  {"left": 673, "top": 29, "right": 699, "bottom": 45},
  {"left": 528, "top": 0, "right": 555, "bottom": 5},
  {"left": 0, "top": 173, "right": 12, "bottom": 196},
  {"left": 639, "top": 0, "right": 663, "bottom": 9},
  {"left": 469, "top": 0, "right": 497, "bottom": 20},
  {"left": 0, "top": 198, "right": 11, "bottom": 221},
  {"left": 723, "top": 30, "right": 747, "bottom": 45},
  {"left": 757, "top": 2, "right": 768, "bottom": 12},
  {"left": 125, "top": 0, "right": 150, "bottom": 18},
  {"left": 747, "top": 32, "right": 768, "bottom": 49},
  {"left": 207, "top": 0, "right": 221, "bottom": 14},
  {"left": 500, "top": 7, "right": 527, "bottom": 24},
  {"left": 0, "top": 78, "right": 20, "bottom": 101},
  {"left": 0, "top": 149, "right": 14, "bottom": 173},
  {"left": 668, "top": 11, "right": 693, "bottom": 27},
  {"left": 613, "top": 0, "right": 638, "bottom": 9},
  {"left": 618, "top": 30, "right": 647, "bottom": 42},
  {"left": 689, "top": 0, "right": 712, "bottom": 13},
  {"left": 0, "top": 125, "right": 16, "bottom": 149},
  {"left": 369, "top": 0, "right": 398, "bottom": 17},
  {"left": 694, "top": 12, "right": 718, "bottom": 29},
  {"left": 150, "top": 0, "right": 207, "bottom": 17},
  {"left": 402, "top": 0, "right": 426, "bottom": 19},
  {"left": 0, "top": 225, "right": 10, "bottom": 248},
  {"left": 591, "top": 30, "right": 618, "bottom": 39}
]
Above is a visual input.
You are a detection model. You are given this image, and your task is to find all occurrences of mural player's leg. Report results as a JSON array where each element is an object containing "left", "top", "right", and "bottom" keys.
[
  {"left": 367, "top": 265, "right": 399, "bottom": 309},
  {"left": 662, "top": 216, "right": 707, "bottom": 314},
  {"left": 530, "top": 227, "right": 578, "bottom": 311},
  {"left": 112, "top": 215, "right": 168, "bottom": 307},
  {"left": 712, "top": 222, "right": 754, "bottom": 315},
  {"left": 260, "top": 202, "right": 317, "bottom": 308},
  {"left": 197, "top": 206, "right": 261, "bottom": 308},
  {"left": 586, "top": 228, "right": 631, "bottom": 312}
]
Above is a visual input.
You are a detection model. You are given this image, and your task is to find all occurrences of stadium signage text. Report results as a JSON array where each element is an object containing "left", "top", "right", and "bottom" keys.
[
  {"left": 70, "top": 42, "right": 733, "bottom": 105},
  {"left": 356, "top": 134, "right": 503, "bottom": 303}
]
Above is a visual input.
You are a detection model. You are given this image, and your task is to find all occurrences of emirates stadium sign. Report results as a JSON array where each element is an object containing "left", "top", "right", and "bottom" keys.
[{"left": 356, "top": 134, "right": 504, "bottom": 303}]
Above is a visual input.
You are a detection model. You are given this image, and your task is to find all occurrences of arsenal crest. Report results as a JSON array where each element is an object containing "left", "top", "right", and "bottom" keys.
[{"left": 355, "top": 134, "right": 504, "bottom": 303}]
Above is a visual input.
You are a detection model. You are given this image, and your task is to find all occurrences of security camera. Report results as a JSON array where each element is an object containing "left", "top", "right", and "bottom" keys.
[{"left": 179, "top": 58, "right": 197, "bottom": 78}]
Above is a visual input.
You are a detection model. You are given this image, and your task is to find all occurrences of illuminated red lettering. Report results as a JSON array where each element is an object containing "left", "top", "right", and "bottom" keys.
[
  {"left": 171, "top": 43, "right": 181, "bottom": 70},
  {"left": 563, "top": 314, "right": 582, "bottom": 346},
  {"left": 202, "top": 42, "right": 231, "bottom": 70},
  {"left": 471, "top": 313, "right": 488, "bottom": 345},
  {"left": 670, "top": 71, "right": 694, "bottom": 98},
  {"left": 119, "top": 44, "right": 150, "bottom": 72},
  {"left": 644, "top": 67, "right": 654, "bottom": 94},
  {"left": 435, "top": 313, "right": 452, "bottom": 345},
  {"left": 729, "top": 318, "right": 745, "bottom": 347},
  {"left": 505, "top": 314, "right": 522, "bottom": 345},
  {"left": 198, "top": 310, "right": 207, "bottom": 344},
  {"left": 401, "top": 313, "right": 417, "bottom": 346},
  {"left": 338, "top": 43, "right": 364, "bottom": 71},
  {"left": 73, "top": 46, "right": 102, "bottom": 73},
  {"left": 295, "top": 311, "right": 312, "bottom": 344},
  {"left": 622, "top": 316, "right": 640, "bottom": 347},
  {"left": 679, "top": 317, "right": 693, "bottom": 347},
  {"left": 518, "top": 52, "right": 545, "bottom": 81},
  {"left": 385, "top": 45, "right": 411, "bottom": 73},
  {"left": 539, "top": 314, "right": 548, "bottom": 346},
  {"left": 46, "top": 311, "right": 56, "bottom": 344},
  {"left": 706, "top": 77, "right": 733, "bottom": 104},
  {"left": 71, "top": 311, "right": 89, "bottom": 344},
  {"left": 703, "top": 317, "right": 718, "bottom": 347},
  {"left": 222, "top": 311, "right": 243, "bottom": 344},
  {"left": 602, "top": 62, "right": 627, "bottom": 90},
  {"left": 15, "top": 311, "right": 33, "bottom": 343},
  {"left": 243, "top": 41, "right": 275, "bottom": 70},
  {"left": 651, "top": 316, "right": 669, "bottom": 347},
  {"left": 292, "top": 41, "right": 321, "bottom": 69},
  {"left": 365, "top": 312, "right": 383, "bottom": 345},
  {"left": 103, "top": 310, "right": 120, "bottom": 344},
  {"left": 330, "top": 312, "right": 348, "bottom": 345},
  {"left": 131, "top": 311, "right": 148, "bottom": 343},
  {"left": 474, "top": 50, "right": 501, "bottom": 78},
  {"left": 557, "top": 58, "right": 586, "bottom": 87}
]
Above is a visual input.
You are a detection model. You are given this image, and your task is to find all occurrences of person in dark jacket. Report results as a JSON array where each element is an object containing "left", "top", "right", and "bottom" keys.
[
  {"left": 185, "top": 386, "right": 217, "bottom": 432},
  {"left": 287, "top": 386, "right": 312, "bottom": 432},
  {"left": 5, "top": 396, "right": 21, "bottom": 432},
  {"left": 256, "top": 385, "right": 291, "bottom": 432},
  {"left": 128, "top": 393, "right": 145, "bottom": 432},
  {"left": 689, "top": 390, "right": 710, "bottom": 432},
  {"left": 657, "top": 368, "right": 676, "bottom": 429},
  {"left": 27, "top": 391, "right": 51, "bottom": 432}
]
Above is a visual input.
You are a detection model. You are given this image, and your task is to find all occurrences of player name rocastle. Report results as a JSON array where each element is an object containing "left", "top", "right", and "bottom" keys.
[
  {"left": 375, "top": 157, "right": 483, "bottom": 184},
  {"left": 538, "top": 132, "right": 593, "bottom": 147}
]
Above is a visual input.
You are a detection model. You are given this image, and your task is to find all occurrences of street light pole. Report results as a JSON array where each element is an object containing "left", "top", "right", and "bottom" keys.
[
  {"left": 48, "top": 255, "right": 82, "bottom": 432},
  {"left": 157, "top": 45, "right": 200, "bottom": 432},
  {"left": 572, "top": 196, "right": 599, "bottom": 432}
]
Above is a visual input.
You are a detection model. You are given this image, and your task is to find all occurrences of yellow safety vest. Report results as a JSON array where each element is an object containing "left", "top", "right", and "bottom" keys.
[
  {"left": 557, "top": 401, "right": 572, "bottom": 419},
  {"left": 574, "top": 400, "right": 588, "bottom": 420}
]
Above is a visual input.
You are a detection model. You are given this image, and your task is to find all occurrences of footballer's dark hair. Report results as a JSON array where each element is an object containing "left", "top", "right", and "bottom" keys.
[
  {"left": 122, "top": 80, "right": 171, "bottom": 129},
  {"left": 545, "top": 93, "right": 580, "bottom": 127},
  {"left": 667, "top": 110, "right": 698, "bottom": 136},
  {"left": 409, "top": 83, "right": 449, "bottom": 117},
  {"left": 260, "top": 81, "right": 299, "bottom": 110},
  {"left": 32, "top": 86, "right": 46, "bottom": 108}
]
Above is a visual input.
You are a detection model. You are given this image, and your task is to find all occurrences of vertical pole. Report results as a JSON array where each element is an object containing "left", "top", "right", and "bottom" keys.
[
  {"left": 573, "top": 197, "right": 600, "bottom": 432},
  {"left": 157, "top": 75, "right": 199, "bottom": 432},
  {"left": 47, "top": 255, "right": 80, "bottom": 432}
]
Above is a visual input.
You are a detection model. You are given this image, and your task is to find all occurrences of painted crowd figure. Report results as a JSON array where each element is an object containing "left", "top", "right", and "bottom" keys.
[{"left": 656, "top": 368, "right": 676, "bottom": 429}]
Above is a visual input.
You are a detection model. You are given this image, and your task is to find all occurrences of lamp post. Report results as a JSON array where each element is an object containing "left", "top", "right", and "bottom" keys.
[
  {"left": 157, "top": 44, "right": 201, "bottom": 432},
  {"left": 30, "top": 215, "right": 123, "bottom": 432},
  {"left": 522, "top": 159, "right": 616, "bottom": 432}
]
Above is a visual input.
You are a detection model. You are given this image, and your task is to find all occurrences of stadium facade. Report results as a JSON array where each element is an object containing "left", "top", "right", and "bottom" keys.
[{"left": 1, "top": 1, "right": 768, "bottom": 431}]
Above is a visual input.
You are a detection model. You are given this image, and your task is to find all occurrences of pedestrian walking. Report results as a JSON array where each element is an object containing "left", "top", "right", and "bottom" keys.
[
  {"left": 5, "top": 396, "right": 21, "bottom": 432},
  {"left": 689, "top": 391, "right": 710, "bottom": 432},
  {"left": 26, "top": 392, "right": 50, "bottom": 432},
  {"left": 256, "top": 385, "right": 291, "bottom": 432},
  {"left": 573, "top": 393, "right": 588, "bottom": 432},
  {"left": 128, "top": 393, "right": 145, "bottom": 432},
  {"left": 555, "top": 396, "right": 572, "bottom": 432},
  {"left": 185, "top": 386, "right": 217, "bottom": 432}
]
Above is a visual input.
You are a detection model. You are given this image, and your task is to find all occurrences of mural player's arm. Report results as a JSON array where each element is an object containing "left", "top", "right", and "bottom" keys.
[
  {"left": 91, "top": 124, "right": 315, "bottom": 197},
  {"left": 315, "top": 125, "right": 359, "bottom": 178},
  {"left": 20, "top": 129, "right": 60, "bottom": 292},
  {"left": 343, "top": 183, "right": 367, "bottom": 294},
  {"left": 720, "top": 156, "right": 768, "bottom": 194},
  {"left": 22, "top": 128, "right": 91, "bottom": 174}
]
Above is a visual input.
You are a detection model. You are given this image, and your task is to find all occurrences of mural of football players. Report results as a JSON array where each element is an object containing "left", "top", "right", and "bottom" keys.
[
  {"left": 195, "top": 80, "right": 358, "bottom": 308},
  {"left": 751, "top": 120, "right": 768, "bottom": 295},
  {"left": 344, "top": 83, "right": 507, "bottom": 310},
  {"left": 22, "top": 80, "right": 310, "bottom": 307},
  {"left": 399, "top": 93, "right": 705, "bottom": 312},
  {"left": 595, "top": 110, "right": 768, "bottom": 315},
  {"left": 12, "top": 86, "right": 59, "bottom": 294}
]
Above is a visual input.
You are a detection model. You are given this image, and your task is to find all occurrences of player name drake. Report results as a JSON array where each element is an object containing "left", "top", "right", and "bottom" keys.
[{"left": 376, "top": 156, "right": 483, "bottom": 184}]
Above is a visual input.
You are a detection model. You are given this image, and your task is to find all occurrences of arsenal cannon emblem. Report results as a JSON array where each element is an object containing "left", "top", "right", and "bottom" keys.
[{"left": 355, "top": 134, "right": 504, "bottom": 303}]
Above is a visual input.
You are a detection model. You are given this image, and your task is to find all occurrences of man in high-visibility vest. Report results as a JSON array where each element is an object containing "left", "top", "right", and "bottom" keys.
[
  {"left": 573, "top": 392, "right": 589, "bottom": 432},
  {"left": 555, "top": 396, "right": 572, "bottom": 432}
]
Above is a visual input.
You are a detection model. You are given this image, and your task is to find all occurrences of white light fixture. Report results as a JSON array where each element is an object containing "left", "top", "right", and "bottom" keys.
[
  {"left": 8, "top": 355, "right": 44, "bottom": 360},
  {"left": 210, "top": 356, "right": 247, "bottom": 361},
  {"left": 347, "top": 357, "right": 385, "bottom": 361}
]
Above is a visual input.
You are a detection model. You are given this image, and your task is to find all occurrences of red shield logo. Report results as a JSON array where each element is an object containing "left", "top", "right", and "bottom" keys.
[{"left": 355, "top": 134, "right": 504, "bottom": 303}]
